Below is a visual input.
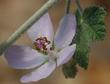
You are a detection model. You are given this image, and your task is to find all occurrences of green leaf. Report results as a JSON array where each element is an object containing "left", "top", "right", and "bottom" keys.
[
  {"left": 74, "top": 23, "right": 91, "bottom": 69},
  {"left": 83, "top": 6, "right": 107, "bottom": 40},
  {"left": 62, "top": 6, "right": 107, "bottom": 78},
  {"left": 74, "top": 6, "right": 107, "bottom": 69},
  {"left": 62, "top": 60, "right": 78, "bottom": 78}
]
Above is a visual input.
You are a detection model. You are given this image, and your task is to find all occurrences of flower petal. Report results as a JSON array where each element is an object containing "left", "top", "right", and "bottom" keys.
[
  {"left": 54, "top": 13, "right": 76, "bottom": 49},
  {"left": 57, "top": 44, "right": 76, "bottom": 66},
  {"left": 20, "top": 60, "right": 56, "bottom": 83},
  {"left": 27, "top": 13, "right": 54, "bottom": 43},
  {"left": 4, "top": 45, "right": 48, "bottom": 69}
]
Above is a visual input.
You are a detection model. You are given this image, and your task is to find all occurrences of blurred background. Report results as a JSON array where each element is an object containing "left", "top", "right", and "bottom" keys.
[{"left": 0, "top": 0, "right": 110, "bottom": 84}]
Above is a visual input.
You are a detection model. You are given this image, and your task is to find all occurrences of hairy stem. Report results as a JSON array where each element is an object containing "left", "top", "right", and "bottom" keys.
[
  {"left": 65, "top": 0, "right": 71, "bottom": 14},
  {"left": 75, "top": 0, "right": 83, "bottom": 15}
]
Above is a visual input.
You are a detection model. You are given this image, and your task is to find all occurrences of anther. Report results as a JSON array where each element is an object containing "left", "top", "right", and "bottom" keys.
[{"left": 34, "top": 37, "right": 51, "bottom": 53}]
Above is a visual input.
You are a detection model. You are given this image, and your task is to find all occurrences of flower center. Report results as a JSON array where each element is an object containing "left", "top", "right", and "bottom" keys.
[{"left": 34, "top": 37, "right": 51, "bottom": 54}]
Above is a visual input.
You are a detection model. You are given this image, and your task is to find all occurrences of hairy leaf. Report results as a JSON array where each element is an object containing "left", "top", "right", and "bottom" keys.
[
  {"left": 62, "top": 60, "right": 78, "bottom": 78},
  {"left": 74, "top": 6, "right": 106, "bottom": 69},
  {"left": 62, "top": 6, "right": 107, "bottom": 78}
]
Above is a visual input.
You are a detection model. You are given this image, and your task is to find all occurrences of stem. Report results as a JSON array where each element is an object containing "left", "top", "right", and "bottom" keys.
[
  {"left": 65, "top": 0, "right": 71, "bottom": 14},
  {"left": 75, "top": 0, "right": 83, "bottom": 15},
  {"left": 0, "top": 0, "right": 58, "bottom": 55}
]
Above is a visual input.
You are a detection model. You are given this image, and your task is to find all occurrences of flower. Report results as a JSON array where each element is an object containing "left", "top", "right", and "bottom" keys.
[{"left": 4, "top": 13, "right": 76, "bottom": 83}]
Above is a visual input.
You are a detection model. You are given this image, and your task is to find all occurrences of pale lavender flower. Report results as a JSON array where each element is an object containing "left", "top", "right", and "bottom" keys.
[{"left": 4, "top": 13, "right": 76, "bottom": 83}]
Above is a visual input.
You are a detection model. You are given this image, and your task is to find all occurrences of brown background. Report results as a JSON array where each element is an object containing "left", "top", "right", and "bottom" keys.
[{"left": 0, "top": 0, "right": 110, "bottom": 84}]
